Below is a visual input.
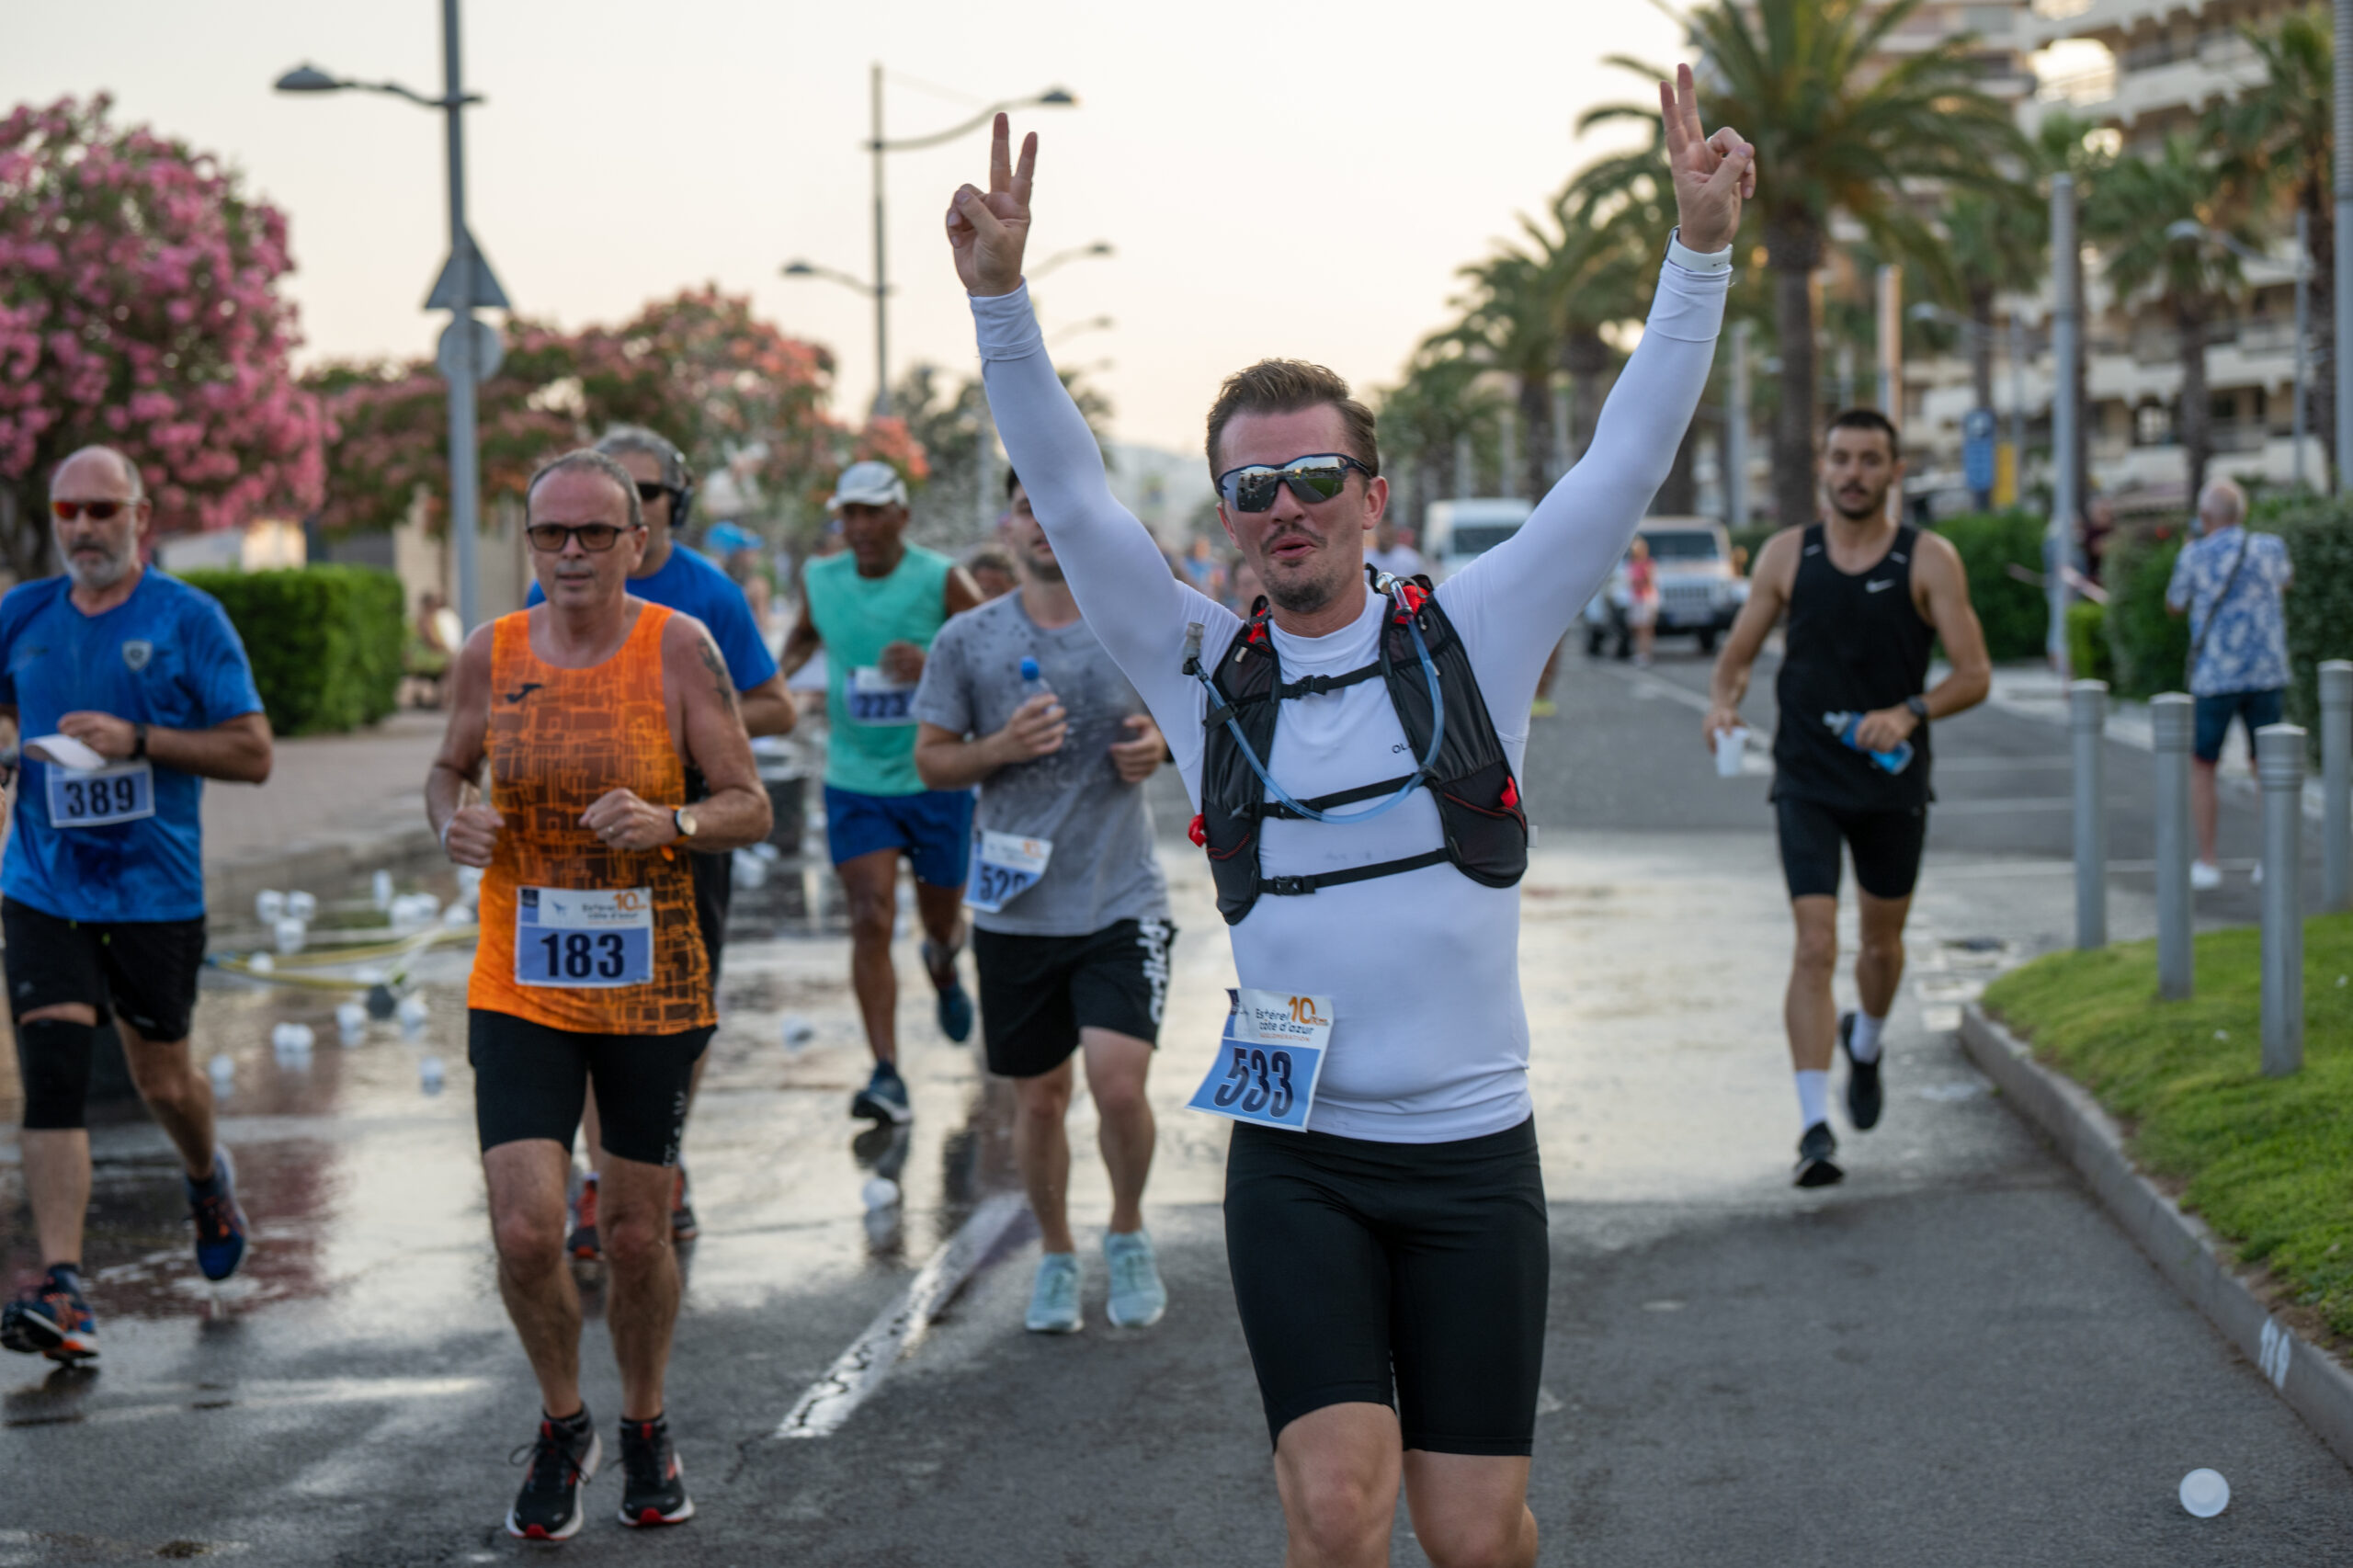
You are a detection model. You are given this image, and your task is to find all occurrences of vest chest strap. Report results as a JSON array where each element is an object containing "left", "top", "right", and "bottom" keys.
[{"left": 1259, "top": 847, "right": 1451, "bottom": 898}]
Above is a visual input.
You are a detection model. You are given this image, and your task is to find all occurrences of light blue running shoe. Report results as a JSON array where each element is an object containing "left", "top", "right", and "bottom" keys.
[
  {"left": 1103, "top": 1230, "right": 1166, "bottom": 1328},
  {"left": 1025, "top": 1253, "right": 1082, "bottom": 1334}
]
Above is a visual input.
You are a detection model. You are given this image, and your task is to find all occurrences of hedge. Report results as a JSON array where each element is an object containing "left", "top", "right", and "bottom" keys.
[
  {"left": 2065, "top": 599, "right": 2113, "bottom": 686},
  {"left": 176, "top": 564, "right": 405, "bottom": 736},
  {"left": 1928, "top": 511, "right": 2050, "bottom": 661},
  {"left": 2101, "top": 525, "right": 2189, "bottom": 699}
]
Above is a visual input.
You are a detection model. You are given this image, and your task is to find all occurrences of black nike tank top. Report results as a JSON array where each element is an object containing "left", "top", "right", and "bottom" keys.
[{"left": 1772, "top": 523, "right": 1935, "bottom": 812}]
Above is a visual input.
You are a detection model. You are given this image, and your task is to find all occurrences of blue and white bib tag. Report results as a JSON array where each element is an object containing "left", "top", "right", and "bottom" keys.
[{"left": 1187, "top": 988, "right": 1333, "bottom": 1132}]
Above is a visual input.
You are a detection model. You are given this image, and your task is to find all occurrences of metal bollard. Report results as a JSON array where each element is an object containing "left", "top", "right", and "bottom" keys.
[
  {"left": 2072, "top": 680, "right": 2109, "bottom": 949},
  {"left": 2152, "top": 694, "right": 2194, "bottom": 999},
  {"left": 2323, "top": 661, "right": 2353, "bottom": 910},
  {"left": 2257, "top": 723, "right": 2306, "bottom": 1075}
]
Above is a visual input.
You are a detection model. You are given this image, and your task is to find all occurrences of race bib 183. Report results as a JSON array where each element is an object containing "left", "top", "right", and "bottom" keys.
[
  {"left": 515, "top": 886, "right": 654, "bottom": 988},
  {"left": 847, "top": 665, "right": 916, "bottom": 725},
  {"left": 963, "top": 831, "right": 1052, "bottom": 914},
  {"left": 46, "top": 761, "right": 154, "bottom": 829},
  {"left": 1187, "top": 987, "right": 1333, "bottom": 1132}
]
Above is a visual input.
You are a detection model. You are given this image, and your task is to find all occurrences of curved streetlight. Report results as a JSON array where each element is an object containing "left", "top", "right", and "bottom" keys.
[
  {"left": 2169, "top": 218, "right": 2315, "bottom": 490},
  {"left": 1047, "top": 315, "right": 1116, "bottom": 348},
  {"left": 784, "top": 67, "right": 1077, "bottom": 418},
  {"left": 1031, "top": 241, "right": 1115, "bottom": 280},
  {"left": 273, "top": 5, "right": 504, "bottom": 631}
]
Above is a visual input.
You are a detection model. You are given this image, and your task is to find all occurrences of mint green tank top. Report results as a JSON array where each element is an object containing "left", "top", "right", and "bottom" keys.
[{"left": 805, "top": 545, "right": 953, "bottom": 795}]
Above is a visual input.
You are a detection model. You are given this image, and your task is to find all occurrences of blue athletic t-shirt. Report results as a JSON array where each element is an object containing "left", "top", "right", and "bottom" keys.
[
  {"left": 528, "top": 542, "right": 779, "bottom": 691},
  {"left": 0, "top": 569, "right": 266, "bottom": 923}
]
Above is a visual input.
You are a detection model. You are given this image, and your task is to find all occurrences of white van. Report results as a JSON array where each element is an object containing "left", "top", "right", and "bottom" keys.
[{"left": 1421, "top": 498, "right": 1535, "bottom": 581}]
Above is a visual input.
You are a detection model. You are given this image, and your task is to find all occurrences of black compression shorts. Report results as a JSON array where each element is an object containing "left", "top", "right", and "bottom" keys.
[
  {"left": 468, "top": 1009, "right": 710, "bottom": 1167},
  {"left": 972, "top": 918, "right": 1176, "bottom": 1078},
  {"left": 1223, "top": 1115, "right": 1548, "bottom": 1455},
  {"left": 4, "top": 897, "right": 206, "bottom": 1040},
  {"left": 1776, "top": 795, "right": 1927, "bottom": 902}
]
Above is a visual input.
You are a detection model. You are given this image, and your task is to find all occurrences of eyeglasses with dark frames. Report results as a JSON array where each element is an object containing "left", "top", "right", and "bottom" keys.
[
  {"left": 526, "top": 522, "right": 641, "bottom": 553},
  {"left": 1215, "top": 454, "right": 1375, "bottom": 514}
]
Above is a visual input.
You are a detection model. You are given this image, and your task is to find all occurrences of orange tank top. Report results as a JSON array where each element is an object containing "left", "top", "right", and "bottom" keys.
[{"left": 467, "top": 602, "right": 713, "bottom": 1034}]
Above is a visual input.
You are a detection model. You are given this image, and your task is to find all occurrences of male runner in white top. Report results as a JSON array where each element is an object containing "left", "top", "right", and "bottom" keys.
[{"left": 947, "top": 70, "right": 1750, "bottom": 1568}]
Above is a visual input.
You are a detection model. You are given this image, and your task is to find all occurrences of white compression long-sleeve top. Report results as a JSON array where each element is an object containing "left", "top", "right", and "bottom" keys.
[{"left": 973, "top": 247, "right": 1729, "bottom": 1142}]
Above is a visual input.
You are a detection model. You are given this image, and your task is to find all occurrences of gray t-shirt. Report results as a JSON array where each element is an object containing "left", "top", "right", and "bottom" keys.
[{"left": 912, "top": 593, "right": 1170, "bottom": 937}]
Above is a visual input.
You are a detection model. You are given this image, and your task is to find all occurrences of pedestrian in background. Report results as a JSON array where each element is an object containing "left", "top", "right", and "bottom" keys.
[
  {"left": 966, "top": 544, "right": 1018, "bottom": 601},
  {"left": 2165, "top": 477, "right": 2291, "bottom": 892}
]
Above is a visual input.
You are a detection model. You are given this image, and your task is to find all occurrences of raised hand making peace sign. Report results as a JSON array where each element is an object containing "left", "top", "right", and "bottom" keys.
[
  {"left": 1660, "top": 62, "right": 1754, "bottom": 254},
  {"left": 946, "top": 114, "right": 1035, "bottom": 298}
]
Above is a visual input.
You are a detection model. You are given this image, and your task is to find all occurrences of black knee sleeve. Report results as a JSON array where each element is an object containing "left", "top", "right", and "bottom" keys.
[{"left": 17, "top": 1018, "right": 95, "bottom": 1131}]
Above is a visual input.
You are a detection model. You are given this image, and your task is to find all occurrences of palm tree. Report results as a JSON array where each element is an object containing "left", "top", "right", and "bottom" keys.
[
  {"left": 1378, "top": 350, "right": 1506, "bottom": 528},
  {"left": 2213, "top": 6, "right": 2336, "bottom": 483},
  {"left": 2086, "top": 134, "right": 2258, "bottom": 505},
  {"left": 1941, "top": 188, "right": 2044, "bottom": 419},
  {"left": 1582, "top": 0, "right": 2024, "bottom": 528}
]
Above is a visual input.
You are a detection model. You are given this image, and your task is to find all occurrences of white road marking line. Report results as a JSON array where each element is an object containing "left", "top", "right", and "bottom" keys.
[{"left": 774, "top": 1192, "right": 1027, "bottom": 1440}]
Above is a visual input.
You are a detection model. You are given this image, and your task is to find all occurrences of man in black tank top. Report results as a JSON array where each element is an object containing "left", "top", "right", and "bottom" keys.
[{"left": 1704, "top": 411, "right": 1991, "bottom": 1187}]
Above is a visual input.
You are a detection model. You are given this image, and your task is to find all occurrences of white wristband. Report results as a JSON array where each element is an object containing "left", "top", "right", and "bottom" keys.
[{"left": 1666, "top": 228, "right": 1735, "bottom": 275}]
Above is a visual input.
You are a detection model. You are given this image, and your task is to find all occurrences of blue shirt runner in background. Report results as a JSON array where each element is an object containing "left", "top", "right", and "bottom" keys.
[{"left": 0, "top": 570, "right": 265, "bottom": 923}]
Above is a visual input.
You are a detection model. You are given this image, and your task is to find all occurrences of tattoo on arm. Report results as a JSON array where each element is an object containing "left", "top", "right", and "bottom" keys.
[{"left": 697, "top": 637, "right": 738, "bottom": 714}]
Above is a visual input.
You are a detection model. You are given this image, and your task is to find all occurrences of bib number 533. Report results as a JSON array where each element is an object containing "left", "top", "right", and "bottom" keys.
[{"left": 1187, "top": 987, "right": 1331, "bottom": 1132}]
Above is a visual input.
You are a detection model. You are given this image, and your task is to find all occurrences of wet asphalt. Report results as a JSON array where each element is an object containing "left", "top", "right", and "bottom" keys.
[{"left": 2, "top": 638, "right": 2349, "bottom": 1565}]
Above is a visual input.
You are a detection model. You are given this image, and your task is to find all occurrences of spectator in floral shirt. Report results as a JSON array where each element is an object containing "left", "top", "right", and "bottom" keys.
[{"left": 2166, "top": 477, "right": 2292, "bottom": 890}]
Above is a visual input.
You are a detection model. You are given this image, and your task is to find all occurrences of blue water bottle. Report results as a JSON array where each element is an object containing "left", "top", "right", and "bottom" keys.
[
  {"left": 1824, "top": 710, "right": 1913, "bottom": 775},
  {"left": 1019, "top": 656, "right": 1054, "bottom": 707}
]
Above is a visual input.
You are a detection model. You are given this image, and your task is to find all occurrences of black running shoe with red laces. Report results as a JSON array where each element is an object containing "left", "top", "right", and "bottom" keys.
[
  {"left": 618, "top": 1415, "right": 694, "bottom": 1528},
  {"left": 0, "top": 1267, "right": 97, "bottom": 1365},
  {"left": 506, "top": 1410, "right": 601, "bottom": 1541}
]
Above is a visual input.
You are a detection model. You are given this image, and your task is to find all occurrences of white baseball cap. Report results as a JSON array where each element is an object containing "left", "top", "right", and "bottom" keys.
[{"left": 827, "top": 460, "right": 908, "bottom": 511}]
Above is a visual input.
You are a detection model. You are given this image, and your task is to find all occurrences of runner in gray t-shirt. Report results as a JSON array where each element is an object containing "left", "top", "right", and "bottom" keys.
[{"left": 913, "top": 472, "right": 1176, "bottom": 1335}]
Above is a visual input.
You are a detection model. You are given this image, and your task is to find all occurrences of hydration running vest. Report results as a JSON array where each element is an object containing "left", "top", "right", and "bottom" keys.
[{"left": 1188, "top": 570, "right": 1529, "bottom": 926}]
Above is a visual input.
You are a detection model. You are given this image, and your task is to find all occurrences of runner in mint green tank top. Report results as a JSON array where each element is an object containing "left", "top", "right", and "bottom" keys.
[{"left": 783, "top": 461, "right": 988, "bottom": 1126}]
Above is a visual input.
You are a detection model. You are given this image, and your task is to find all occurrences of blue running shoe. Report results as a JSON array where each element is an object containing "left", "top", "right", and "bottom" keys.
[
  {"left": 922, "top": 938, "right": 974, "bottom": 1043},
  {"left": 1103, "top": 1230, "right": 1167, "bottom": 1328},
  {"left": 1026, "top": 1253, "right": 1082, "bottom": 1335},
  {"left": 1, "top": 1267, "right": 98, "bottom": 1365},
  {"left": 187, "top": 1145, "right": 250, "bottom": 1281},
  {"left": 850, "top": 1062, "right": 913, "bottom": 1126}
]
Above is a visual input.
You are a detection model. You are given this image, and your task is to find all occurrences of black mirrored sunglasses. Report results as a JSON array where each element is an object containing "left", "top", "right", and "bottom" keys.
[
  {"left": 633, "top": 481, "right": 679, "bottom": 505},
  {"left": 526, "top": 522, "right": 638, "bottom": 553},
  {"left": 1216, "top": 454, "right": 1373, "bottom": 514}
]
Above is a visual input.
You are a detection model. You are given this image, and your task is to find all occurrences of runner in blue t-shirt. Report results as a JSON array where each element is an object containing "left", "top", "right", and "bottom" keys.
[
  {"left": 527, "top": 426, "right": 796, "bottom": 1257},
  {"left": 0, "top": 446, "right": 274, "bottom": 1367}
]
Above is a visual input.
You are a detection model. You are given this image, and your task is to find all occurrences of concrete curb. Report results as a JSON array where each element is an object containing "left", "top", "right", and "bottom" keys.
[{"left": 1960, "top": 1003, "right": 2353, "bottom": 1471}]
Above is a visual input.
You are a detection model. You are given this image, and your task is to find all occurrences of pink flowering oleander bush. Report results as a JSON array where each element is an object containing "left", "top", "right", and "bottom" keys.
[{"left": 0, "top": 95, "right": 324, "bottom": 574}]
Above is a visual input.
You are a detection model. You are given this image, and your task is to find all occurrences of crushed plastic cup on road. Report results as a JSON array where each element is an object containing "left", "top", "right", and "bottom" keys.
[
  {"left": 207, "top": 1054, "right": 235, "bottom": 1091},
  {"left": 255, "top": 890, "right": 285, "bottom": 925},
  {"left": 286, "top": 891, "right": 318, "bottom": 923},
  {"left": 274, "top": 917, "right": 307, "bottom": 956},
  {"left": 396, "top": 994, "right": 429, "bottom": 1035},
  {"left": 862, "top": 1177, "right": 901, "bottom": 1210},
  {"left": 371, "top": 869, "right": 394, "bottom": 910},
  {"left": 419, "top": 1055, "right": 446, "bottom": 1095},
  {"left": 248, "top": 952, "right": 274, "bottom": 974},
  {"left": 733, "top": 848, "right": 770, "bottom": 890},
  {"left": 782, "top": 1016, "right": 816, "bottom": 1050},
  {"left": 335, "top": 1002, "right": 368, "bottom": 1041},
  {"left": 2179, "top": 1468, "right": 2230, "bottom": 1517}
]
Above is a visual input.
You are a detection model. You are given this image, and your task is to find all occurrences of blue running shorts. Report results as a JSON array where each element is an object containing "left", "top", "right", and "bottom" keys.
[{"left": 823, "top": 785, "right": 973, "bottom": 888}]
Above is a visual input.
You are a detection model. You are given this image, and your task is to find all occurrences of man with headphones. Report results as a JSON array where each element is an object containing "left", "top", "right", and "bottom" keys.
[{"left": 529, "top": 426, "right": 796, "bottom": 1257}]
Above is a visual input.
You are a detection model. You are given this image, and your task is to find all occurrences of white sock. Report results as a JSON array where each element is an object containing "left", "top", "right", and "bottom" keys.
[
  {"left": 1795, "top": 1070, "right": 1830, "bottom": 1131},
  {"left": 1848, "top": 1011, "right": 1886, "bottom": 1063}
]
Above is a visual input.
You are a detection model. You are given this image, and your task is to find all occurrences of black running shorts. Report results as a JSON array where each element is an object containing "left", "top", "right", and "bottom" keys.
[
  {"left": 468, "top": 1008, "right": 710, "bottom": 1167},
  {"left": 1776, "top": 794, "right": 1928, "bottom": 902},
  {"left": 972, "top": 918, "right": 1176, "bottom": 1079},
  {"left": 4, "top": 896, "right": 207, "bottom": 1040},
  {"left": 1223, "top": 1115, "right": 1548, "bottom": 1455}
]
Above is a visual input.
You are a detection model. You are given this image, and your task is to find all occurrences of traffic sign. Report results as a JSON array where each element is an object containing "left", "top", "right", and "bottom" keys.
[
  {"left": 436, "top": 317, "right": 504, "bottom": 385},
  {"left": 1962, "top": 407, "right": 1997, "bottom": 495}
]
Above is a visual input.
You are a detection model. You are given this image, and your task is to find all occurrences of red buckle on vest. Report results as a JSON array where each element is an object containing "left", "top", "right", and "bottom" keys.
[
  {"left": 1392, "top": 582, "right": 1429, "bottom": 620},
  {"left": 1500, "top": 778, "right": 1519, "bottom": 809},
  {"left": 1188, "top": 812, "right": 1207, "bottom": 847}
]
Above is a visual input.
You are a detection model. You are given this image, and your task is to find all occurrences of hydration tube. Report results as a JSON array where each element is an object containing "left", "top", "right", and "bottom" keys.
[{"left": 1185, "top": 596, "right": 1447, "bottom": 826}]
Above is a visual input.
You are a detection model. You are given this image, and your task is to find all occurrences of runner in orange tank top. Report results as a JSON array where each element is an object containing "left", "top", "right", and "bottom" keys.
[{"left": 426, "top": 449, "right": 769, "bottom": 1540}]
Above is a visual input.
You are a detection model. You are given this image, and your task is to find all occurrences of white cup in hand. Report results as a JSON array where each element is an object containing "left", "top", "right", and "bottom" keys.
[{"left": 1713, "top": 726, "right": 1750, "bottom": 778}]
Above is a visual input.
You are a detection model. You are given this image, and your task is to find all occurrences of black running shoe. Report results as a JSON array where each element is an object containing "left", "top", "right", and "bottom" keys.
[
  {"left": 618, "top": 1415, "right": 695, "bottom": 1528},
  {"left": 850, "top": 1062, "right": 913, "bottom": 1125},
  {"left": 1794, "top": 1121, "right": 1844, "bottom": 1187},
  {"left": 1840, "top": 1012, "right": 1884, "bottom": 1131},
  {"left": 506, "top": 1411, "right": 601, "bottom": 1541}
]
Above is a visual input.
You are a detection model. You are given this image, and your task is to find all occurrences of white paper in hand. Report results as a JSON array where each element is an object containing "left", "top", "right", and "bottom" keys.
[{"left": 28, "top": 734, "right": 107, "bottom": 771}]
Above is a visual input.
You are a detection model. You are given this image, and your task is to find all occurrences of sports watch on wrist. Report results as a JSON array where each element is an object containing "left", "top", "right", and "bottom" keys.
[
  {"left": 131, "top": 722, "right": 149, "bottom": 760},
  {"left": 672, "top": 807, "right": 698, "bottom": 841},
  {"left": 1904, "top": 696, "right": 1929, "bottom": 724}
]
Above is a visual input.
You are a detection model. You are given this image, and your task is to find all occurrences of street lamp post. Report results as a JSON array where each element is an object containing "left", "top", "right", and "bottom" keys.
[
  {"left": 2167, "top": 218, "right": 2313, "bottom": 491},
  {"left": 2336, "top": 0, "right": 2351, "bottom": 495},
  {"left": 788, "top": 69, "right": 1075, "bottom": 418},
  {"left": 2050, "top": 174, "right": 2080, "bottom": 673},
  {"left": 276, "top": 0, "right": 506, "bottom": 631}
]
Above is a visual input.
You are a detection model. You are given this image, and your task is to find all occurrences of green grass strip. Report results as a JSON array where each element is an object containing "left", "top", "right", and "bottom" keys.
[{"left": 1982, "top": 915, "right": 2353, "bottom": 1341}]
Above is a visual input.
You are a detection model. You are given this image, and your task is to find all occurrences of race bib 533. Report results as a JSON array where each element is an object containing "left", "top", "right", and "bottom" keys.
[{"left": 1187, "top": 988, "right": 1333, "bottom": 1132}]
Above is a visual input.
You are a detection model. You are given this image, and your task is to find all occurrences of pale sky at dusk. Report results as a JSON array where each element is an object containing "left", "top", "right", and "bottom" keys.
[{"left": 4, "top": 1, "right": 1687, "bottom": 455}]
